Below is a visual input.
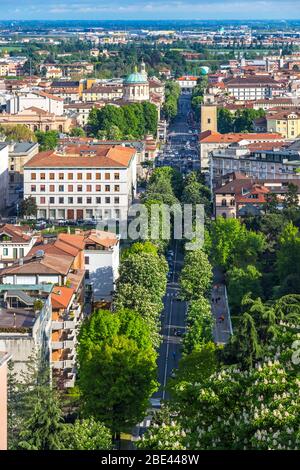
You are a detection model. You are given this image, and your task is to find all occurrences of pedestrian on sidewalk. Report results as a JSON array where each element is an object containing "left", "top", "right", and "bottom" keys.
[{"left": 172, "top": 351, "right": 176, "bottom": 360}]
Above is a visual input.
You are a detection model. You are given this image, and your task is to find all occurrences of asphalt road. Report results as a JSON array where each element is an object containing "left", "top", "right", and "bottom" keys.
[
  {"left": 154, "top": 240, "right": 186, "bottom": 401},
  {"left": 156, "top": 94, "right": 200, "bottom": 174},
  {"left": 153, "top": 94, "right": 197, "bottom": 401}
]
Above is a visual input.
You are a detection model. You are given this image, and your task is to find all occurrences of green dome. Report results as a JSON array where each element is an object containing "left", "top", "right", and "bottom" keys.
[
  {"left": 200, "top": 66, "right": 209, "bottom": 76},
  {"left": 124, "top": 71, "right": 148, "bottom": 84}
]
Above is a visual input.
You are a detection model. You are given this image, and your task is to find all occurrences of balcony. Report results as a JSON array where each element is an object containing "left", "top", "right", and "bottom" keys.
[
  {"left": 52, "top": 320, "right": 63, "bottom": 330},
  {"left": 52, "top": 341, "right": 64, "bottom": 349},
  {"left": 52, "top": 320, "right": 76, "bottom": 330},
  {"left": 52, "top": 359, "right": 74, "bottom": 369},
  {"left": 52, "top": 339, "right": 75, "bottom": 350},
  {"left": 65, "top": 376, "right": 76, "bottom": 388}
]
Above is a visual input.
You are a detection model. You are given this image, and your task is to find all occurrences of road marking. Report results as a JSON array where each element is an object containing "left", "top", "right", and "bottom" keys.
[{"left": 162, "top": 295, "right": 173, "bottom": 401}]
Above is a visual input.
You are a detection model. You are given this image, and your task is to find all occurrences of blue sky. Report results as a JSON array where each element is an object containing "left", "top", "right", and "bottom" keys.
[{"left": 2, "top": 0, "right": 300, "bottom": 20}]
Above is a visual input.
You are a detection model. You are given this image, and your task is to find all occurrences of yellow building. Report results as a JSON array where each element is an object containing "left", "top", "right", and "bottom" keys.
[
  {"left": 201, "top": 104, "right": 218, "bottom": 133},
  {"left": 267, "top": 111, "right": 300, "bottom": 139}
]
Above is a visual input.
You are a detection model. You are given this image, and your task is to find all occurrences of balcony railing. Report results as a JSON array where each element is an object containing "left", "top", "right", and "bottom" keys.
[
  {"left": 52, "top": 359, "right": 74, "bottom": 370},
  {"left": 52, "top": 338, "right": 75, "bottom": 350},
  {"left": 52, "top": 320, "right": 76, "bottom": 330}
]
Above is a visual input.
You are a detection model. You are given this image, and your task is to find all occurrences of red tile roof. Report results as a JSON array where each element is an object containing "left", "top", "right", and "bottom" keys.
[
  {"left": 51, "top": 286, "right": 74, "bottom": 309},
  {"left": 199, "top": 130, "right": 283, "bottom": 143},
  {"left": 24, "top": 145, "right": 135, "bottom": 169}
]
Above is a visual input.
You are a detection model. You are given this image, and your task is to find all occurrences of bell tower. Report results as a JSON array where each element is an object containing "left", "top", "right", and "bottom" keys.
[{"left": 200, "top": 94, "right": 217, "bottom": 133}]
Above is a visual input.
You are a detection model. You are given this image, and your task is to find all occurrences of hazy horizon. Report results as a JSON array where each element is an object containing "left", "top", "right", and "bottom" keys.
[{"left": 1, "top": 1, "right": 300, "bottom": 21}]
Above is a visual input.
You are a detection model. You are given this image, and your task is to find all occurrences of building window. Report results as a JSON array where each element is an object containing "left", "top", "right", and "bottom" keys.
[
  {"left": 230, "top": 199, "right": 235, "bottom": 206},
  {"left": 105, "top": 173, "right": 110, "bottom": 180},
  {"left": 50, "top": 173, "right": 55, "bottom": 180},
  {"left": 86, "top": 197, "right": 92, "bottom": 204},
  {"left": 59, "top": 185, "right": 64, "bottom": 192},
  {"left": 96, "top": 173, "right": 101, "bottom": 180},
  {"left": 221, "top": 199, "right": 227, "bottom": 206},
  {"left": 114, "top": 172, "right": 120, "bottom": 180},
  {"left": 59, "top": 173, "right": 64, "bottom": 180},
  {"left": 85, "top": 256, "right": 89, "bottom": 265},
  {"left": 3, "top": 248, "right": 8, "bottom": 256},
  {"left": 31, "top": 185, "right": 36, "bottom": 192},
  {"left": 40, "top": 185, "right": 46, "bottom": 192},
  {"left": 86, "top": 173, "right": 92, "bottom": 180},
  {"left": 77, "top": 185, "right": 83, "bottom": 192},
  {"left": 77, "top": 173, "right": 83, "bottom": 180},
  {"left": 105, "top": 185, "right": 110, "bottom": 192},
  {"left": 40, "top": 173, "right": 46, "bottom": 180},
  {"left": 105, "top": 197, "right": 110, "bottom": 204},
  {"left": 68, "top": 197, "right": 73, "bottom": 204},
  {"left": 49, "top": 197, "right": 55, "bottom": 204},
  {"left": 31, "top": 173, "right": 36, "bottom": 180},
  {"left": 77, "top": 197, "right": 83, "bottom": 204},
  {"left": 86, "top": 185, "right": 92, "bottom": 192},
  {"left": 68, "top": 185, "right": 73, "bottom": 192},
  {"left": 49, "top": 185, "right": 55, "bottom": 192},
  {"left": 68, "top": 173, "right": 73, "bottom": 180},
  {"left": 59, "top": 197, "right": 64, "bottom": 204},
  {"left": 96, "top": 197, "right": 101, "bottom": 204},
  {"left": 40, "top": 197, "right": 46, "bottom": 204},
  {"left": 114, "top": 185, "right": 120, "bottom": 192}
]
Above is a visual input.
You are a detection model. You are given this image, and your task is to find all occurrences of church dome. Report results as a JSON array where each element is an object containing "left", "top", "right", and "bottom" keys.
[{"left": 124, "top": 70, "right": 148, "bottom": 85}]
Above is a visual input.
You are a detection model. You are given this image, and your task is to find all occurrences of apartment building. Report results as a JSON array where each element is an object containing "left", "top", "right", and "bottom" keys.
[
  {"left": 199, "top": 130, "right": 285, "bottom": 172},
  {"left": 0, "top": 351, "right": 10, "bottom": 450},
  {"left": 214, "top": 173, "right": 300, "bottom": 218},
  {"left": 6, "top": 91, "right": 64, "bottom": 116},
  {"left": 64, "top": 102, "right": 103, "bottom": 127},
  {"left": 210, "top": 142, "right": 300, "bottom": 187},
  {"left": 224, "top": 76, "right": 281, "bottom": 101},
  {"left": 0, "top": 143, "right": 9, "bottom": 213},
  {"left": 267, "top": 110, "right": 300, "bottom": 138},
  {"left": 58, "top": 230, "right": 119, "bottom": 301},
  {"left": 0, "top": 224, "right": 38, "bottom": 269},
  {"left": 8, "top": 142, "right": 39, "bottom": 205},
  {"left": 82, "top": 84, "right": 123, "bottom": 102},
  {"left": 176, "top": 76, "right": 198, "bottom": 93},
  {"left": 24, "top": 145, "right": 137, "bottom": 222},
  {"left": 0, "top": 285, "right": 52, "bottom": 379}
]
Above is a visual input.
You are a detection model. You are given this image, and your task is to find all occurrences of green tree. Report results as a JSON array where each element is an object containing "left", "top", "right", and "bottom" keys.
[
  {"left": 0, "top": 124, "right": 37, "bottom": 142},
  {"left": 18, "top": 387, "right": 64, "bottom": 450},
  {"left": 117, "top": 252, "right": 168, "bottom": 304},
  {"left": 35, "top": 130, "right": 58, "bottom": 151},
  {"left": 283, "top": 183, "right": 299, "bottom": 210},
  {"left": 276, "top": 222, "right": 300, "bottom": 290},
  {"left": 78, "top": 335, "right": 158, "bottom": 434},
  {"left": 19, "top": 196, "right": 37, "bottom": 218},
  {"left": 70, "top": 127, "right": 86, "bottom": 137},
  {"left": 263, "top": 192, "right": 279, "bottom": 214},
  {"left": 217, "top": 108, "right": 233, "bottom": 133},
  {"left": 227, "top": 265, "right": 262, "bottom": 313},
  {"left": 62, "top": 418, "right": 112, "bottom": 450},
  {"left": 114, "top": 283, "right": 162, "bottom": 347},
  {"left": 183, "top": 297, "right": 214, "bottom": 354},
  {"left": 142, "top": 101, "right": 158, "bottom": 136},
  {"left": 180, "top": 249, "right": 212, "bottom": 300}
]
